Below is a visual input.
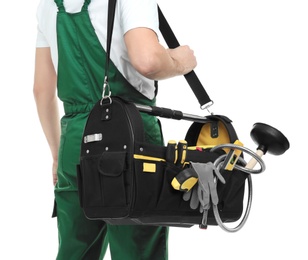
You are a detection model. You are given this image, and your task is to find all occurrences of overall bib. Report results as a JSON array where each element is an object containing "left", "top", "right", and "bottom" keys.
[{"left": 53, "top": 0, "right": 168, "bottom": 259}]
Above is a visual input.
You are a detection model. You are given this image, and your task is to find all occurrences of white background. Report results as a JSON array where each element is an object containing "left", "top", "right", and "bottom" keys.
[{"left": 0, "top": 0, "right": 307, "bottom": 259}]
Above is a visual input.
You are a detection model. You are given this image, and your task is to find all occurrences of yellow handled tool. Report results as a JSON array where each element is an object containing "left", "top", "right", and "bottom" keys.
[
  {"left": 176, "top": 140, "right": 187, "bottom": 167},
  {"left": 166, "top": 140, "right": 178, "bottom": 164},
  {"left": 171, "top": 168, "right": 198, "bottom": 192},
  {"left": 222, "top": 140, "right": 244, "bottom": 171}
]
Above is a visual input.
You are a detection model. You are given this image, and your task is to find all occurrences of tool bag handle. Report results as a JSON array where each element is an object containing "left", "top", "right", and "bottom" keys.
[{"left": 105, "top": 0, "right": 213, "bottom": 110}]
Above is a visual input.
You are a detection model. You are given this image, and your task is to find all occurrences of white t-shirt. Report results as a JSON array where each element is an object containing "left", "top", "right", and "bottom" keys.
[{"left": 36, "top": 0, "right": 159, "bottom": 99}]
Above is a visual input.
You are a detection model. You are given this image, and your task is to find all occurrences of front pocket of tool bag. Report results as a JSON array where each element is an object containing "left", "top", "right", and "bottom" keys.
[
  {"left": 80, "top": 151, "right": 127, "bottom": 208},
  {"left": 133, "top": 159, "right": 191, "bottom": 214},
  {"left": 133, "top": 158, "right": 165, "bottom": 214},
  {"left": 156, "top": 163, "right": 190, "bottom": 212}
]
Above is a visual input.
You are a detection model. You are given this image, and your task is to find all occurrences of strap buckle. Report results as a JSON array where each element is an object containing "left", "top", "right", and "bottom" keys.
[
  {"left": 200, "top": 100, "right": 214, "bottom": 115},
  {"left": 100, "top": 76, "right": 112, "bottom": 105}
]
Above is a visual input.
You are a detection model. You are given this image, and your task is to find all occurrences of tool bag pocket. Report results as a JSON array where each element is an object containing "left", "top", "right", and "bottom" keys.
[
  {"left": 155, "top": 162, "right": 188, "bottom": 212},
  {"left": 132, "top": 158, "right": 166, "bottom": 213},
  {"left": 130, "top": 157, "right": 202, "bottom": 226},
  {"left": 212, "top": 168, "right": 248, "bottom": 223},
  {"left": 132, "top": 159, "right": 191, "bottom": 214},
  {"left": 78, "top": 151, "right": 129, "bottom": 218}
]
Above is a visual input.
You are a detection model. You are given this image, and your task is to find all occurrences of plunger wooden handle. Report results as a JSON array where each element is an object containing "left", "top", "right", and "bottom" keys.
[{"left": 245, "top": 150, "right": 264, "bottom": 169}]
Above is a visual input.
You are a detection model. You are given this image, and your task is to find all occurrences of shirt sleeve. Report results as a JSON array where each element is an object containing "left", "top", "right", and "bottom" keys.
[
  {"left": 36, "top": 25, "right": 50, "bottom": 48},
  {"left": 119, "top": 0, "right": 159, "bottom": 36}
]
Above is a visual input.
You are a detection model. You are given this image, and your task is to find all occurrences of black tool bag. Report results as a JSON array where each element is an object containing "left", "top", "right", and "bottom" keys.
[
  {"left": 76, "top": 0, "right": 248, "bottom": 227},
  {"left": 77, "top": 96, "right": 248, "bottom": 227}
]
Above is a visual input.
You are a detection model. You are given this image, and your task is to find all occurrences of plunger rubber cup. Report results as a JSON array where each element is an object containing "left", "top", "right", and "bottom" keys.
[
  {"left": 250, "top": 123, "right": 290, "bottom": 155},
  {"left": 246, "top": 123, "right": 290, "bottom": 169}
]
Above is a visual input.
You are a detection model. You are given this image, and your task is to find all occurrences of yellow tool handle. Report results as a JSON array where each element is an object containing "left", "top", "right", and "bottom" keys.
[
  {"left": 176, "top": 140, "right": 187, "bottom": 167},
  {"left": 171, "top": 168, "right": 198, "bottom": 192},
  {"left": 223, "top": 140, "right": 244, "bottom": 171},
  {"left": 166, "top": 140, "right": 177, "bottom": 164}
]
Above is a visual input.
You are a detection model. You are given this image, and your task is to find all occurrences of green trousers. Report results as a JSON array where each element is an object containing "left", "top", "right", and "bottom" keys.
[{"left": 55, "top": 191, "right": 168, "bottom": 260}]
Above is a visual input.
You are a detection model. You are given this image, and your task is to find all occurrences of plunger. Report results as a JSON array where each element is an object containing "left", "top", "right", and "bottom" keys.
[
  {"left": 211, "top": 123, "right": 290, "bottom": 232},
  {"left": 245, "top": 123, "right": 290, "bottom": 169}
]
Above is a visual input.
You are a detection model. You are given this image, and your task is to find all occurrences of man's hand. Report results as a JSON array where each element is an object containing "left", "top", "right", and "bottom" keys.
[
  {"left": 52, "top": 160, "right": 58, "bottom": 186},
  {"left": 167, "top": 45, "right": 197, "bottom": 75},
  {"left": 125, "top": 27, "right": 197, "bottom": 80}
]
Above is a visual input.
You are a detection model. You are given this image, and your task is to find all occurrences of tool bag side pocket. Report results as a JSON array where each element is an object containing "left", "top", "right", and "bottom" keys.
[
  {"left": 132, "top": 158, "right": 166, "bottom": 215},
  {"left": 214, "top": 168, "right": 248, "bottom": 223},
  {"left": 78, "top": 151, "right": 128, "bottom": 218}
]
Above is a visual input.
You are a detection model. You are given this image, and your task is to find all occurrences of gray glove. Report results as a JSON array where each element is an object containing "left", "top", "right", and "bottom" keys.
[
  {"left": 183, "top": 184, "right": 200, "bottom": 210},
  {"left": 183, "top": 162, "right": 226, "bottom": 227}
]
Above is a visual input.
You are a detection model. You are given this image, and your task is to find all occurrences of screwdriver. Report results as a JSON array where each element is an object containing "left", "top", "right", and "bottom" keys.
[
  {"left": 176, "top": 140, "right": 187, "bottom": 167},
  {"left": 166, "top": 140, "right": 178, "bottom": 164}
]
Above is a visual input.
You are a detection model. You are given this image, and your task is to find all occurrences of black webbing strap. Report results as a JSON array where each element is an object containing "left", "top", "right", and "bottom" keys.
[
  {"left": 106, "top": 0, "right": 213, "bottom": 109},
  {"left": 104, "top": 0, "right": 117, "bottom": 80},
  {"left": 157, "top": 6, "right": 213, "bottom": 109}
]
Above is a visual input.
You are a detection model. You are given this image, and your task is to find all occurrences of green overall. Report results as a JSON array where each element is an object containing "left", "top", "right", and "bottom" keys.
[{"left": 53, "top": 0, "right": 168, "bottom": 259}]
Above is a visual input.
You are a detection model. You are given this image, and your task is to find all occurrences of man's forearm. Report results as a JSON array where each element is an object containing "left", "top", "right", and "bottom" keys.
[
  {"left": 34, "top": 93, "right": 60, "bottom": 161},
  {"left": 33, "top": 48, "right": 60, "bottom": 162}
]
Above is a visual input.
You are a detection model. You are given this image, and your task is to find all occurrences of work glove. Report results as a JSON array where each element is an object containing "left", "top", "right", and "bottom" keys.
[
  {"left": 183, "top": 162, "right": 226, "bottom": 228},
  {"left": 183, "top": 184, "right": 200, "bottom": 210}
]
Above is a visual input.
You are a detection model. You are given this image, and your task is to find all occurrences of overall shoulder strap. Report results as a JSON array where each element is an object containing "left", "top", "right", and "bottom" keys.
[
  {"left": 54, "top": 0, "right": 64, "bottom": 10},
  {"left": 54, "top": 0, "right": 92, "bottom": 12},
  {"left": 82, "top": 0, "right": 91, "bottom": 11}
]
